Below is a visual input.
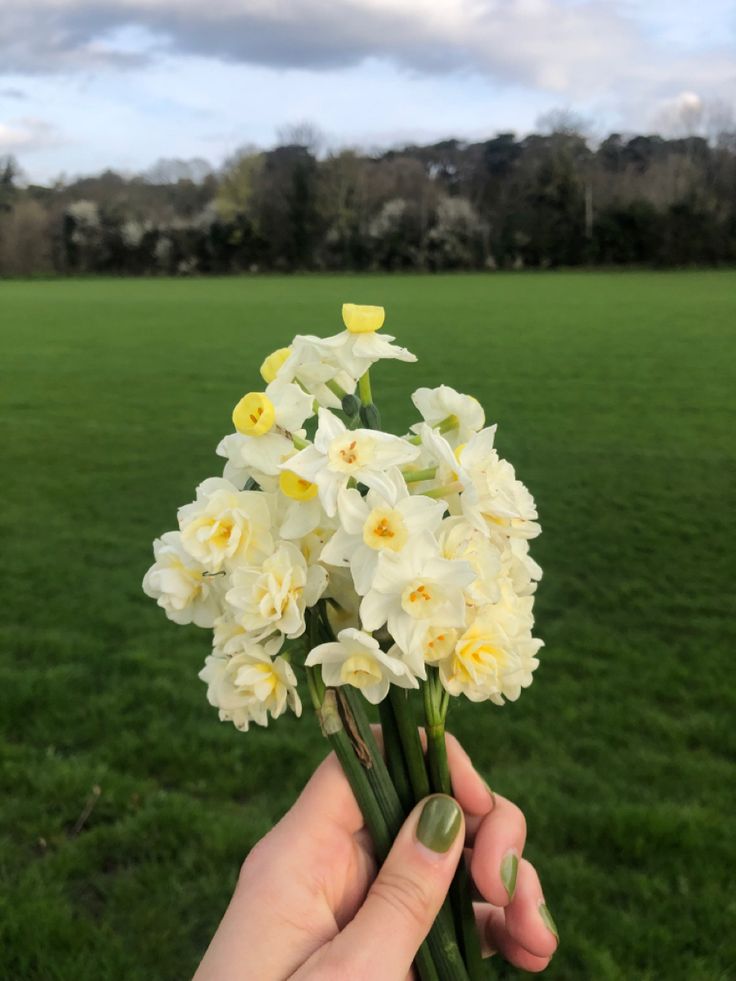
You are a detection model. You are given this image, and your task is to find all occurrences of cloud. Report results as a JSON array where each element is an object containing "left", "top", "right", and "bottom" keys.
[
  {"left": 0, "top": 117, "right": 63, "bottom": 154},
  {"left": 1, "top": 87, "right": 27, "bottom": 99},
  {"left": 0, "top": 0, "right": 733, "bottom": 108}
]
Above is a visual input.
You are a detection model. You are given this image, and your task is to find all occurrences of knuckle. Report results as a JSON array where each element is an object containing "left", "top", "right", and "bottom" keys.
[{"left": 371, "top": 867, "right": 433, "bottom": 932}]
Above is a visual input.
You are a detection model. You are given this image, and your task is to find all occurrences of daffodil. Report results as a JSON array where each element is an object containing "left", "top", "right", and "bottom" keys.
[
  {"left": 142, "top": 531, "right": 225, "bottom": 627},
  {"left": 219, "top": 379, "right": 313, "bottom": 479},
  {"left": 305, "top": 627, "right": 419, "bottom": 704},
  {"left": 411, "top": 385, "right": 485, "bottom": 446},
  {"left": 273, "top": 334, "right": 357, "bottom": 409},
  {"left": 178, "top": 477, "right": 273, "bottom": 572},
  {"left": 322, "top": 330, "right": 417, "bottom": 378},
  {"left": 458, "top": 429, "right": 541, "bottom": 539},
  {"left": 359, "top": 531, "right": 476, "bottom": 658},
  {"left": 437, "top": 516, "right": 503, "bottom": 608},
  {"left": 260, "top": 346, "right": 292, "bottom": 384},
  {"left": 225, "top": 541, "right": 327, "bottom": 640},
  {"left": 438, "top": 611, "right": 541, "bottom": 704},
  {"left": 199, "top": 636, "right": 302, "bottom": 731},
  {"left": 284, "top": 408, "right": 420, "bottom": 517},
  {"left": 321, "top": 467, "right": 445, "bottom": 594}
]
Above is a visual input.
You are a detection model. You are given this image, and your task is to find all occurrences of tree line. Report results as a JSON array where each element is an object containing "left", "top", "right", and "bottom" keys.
[{"left": 1, "top": 125, "right": 735, "bottom": 276}]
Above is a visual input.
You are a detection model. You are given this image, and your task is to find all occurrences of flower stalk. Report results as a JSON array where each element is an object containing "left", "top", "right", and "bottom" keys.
[{"left": 423, "top": 669, "right": 486, "bottom": 980}]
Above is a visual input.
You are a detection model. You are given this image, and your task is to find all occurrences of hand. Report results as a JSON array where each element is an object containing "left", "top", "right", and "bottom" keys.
[{"left": 194, "top": 733, "right": 558, "bottom": 980}]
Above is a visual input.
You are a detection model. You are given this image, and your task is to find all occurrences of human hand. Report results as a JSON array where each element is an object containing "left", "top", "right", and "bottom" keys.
[{"left": 194, "top": 733, "right": 558, "bottom": 980}]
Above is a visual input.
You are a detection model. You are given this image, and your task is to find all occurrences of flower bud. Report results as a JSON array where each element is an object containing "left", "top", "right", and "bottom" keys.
[
  {"left": 359, "top": 402, "right": 382, "bottom": 430},
  {"left": 341, "top": 393, "right": 361, "bottom": 417}
]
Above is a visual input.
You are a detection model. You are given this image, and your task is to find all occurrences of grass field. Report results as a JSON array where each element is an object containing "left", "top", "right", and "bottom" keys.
[{"left": 1, "top": 271, "right": 735, "bottom": 981}]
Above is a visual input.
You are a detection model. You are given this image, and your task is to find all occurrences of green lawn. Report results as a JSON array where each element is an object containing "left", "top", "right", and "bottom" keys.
[{"left": 1, "top": 271, "right": 735, "bottom": 980}]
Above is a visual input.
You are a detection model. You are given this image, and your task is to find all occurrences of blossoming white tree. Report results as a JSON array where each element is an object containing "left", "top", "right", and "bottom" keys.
[{"left": 143, "top": 302, "right": 544, "bottom": 981}]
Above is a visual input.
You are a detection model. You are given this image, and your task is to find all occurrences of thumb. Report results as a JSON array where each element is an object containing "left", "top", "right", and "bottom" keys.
[{"left": 326, "top": 794, "right": 465, "bottom": 980}]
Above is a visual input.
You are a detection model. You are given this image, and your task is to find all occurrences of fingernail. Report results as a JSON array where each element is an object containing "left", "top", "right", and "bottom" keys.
[
  {"left": 500, "top": 851, "right": 518, "bottom": 899},
  {"left": 539, "top": 901, "right": 559, "bottom": 941},
  {"left": 416, "top": 795, "right": 462, "bottom": 853}
]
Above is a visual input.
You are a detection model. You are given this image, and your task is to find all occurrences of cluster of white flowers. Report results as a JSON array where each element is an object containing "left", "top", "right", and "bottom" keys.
[{"left": 143, "top": 303, "right": 543, "bottom": 731}]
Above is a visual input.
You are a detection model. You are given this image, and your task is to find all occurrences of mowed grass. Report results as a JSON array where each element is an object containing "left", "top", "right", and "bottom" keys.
[{"left": 1, "top": 271, "right": 735, "bottom": 981}]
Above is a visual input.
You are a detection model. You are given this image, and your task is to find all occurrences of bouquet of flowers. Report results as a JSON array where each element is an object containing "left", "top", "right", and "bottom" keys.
[{"left": 143, "top": 303, "right": 543, "bottom": 980}]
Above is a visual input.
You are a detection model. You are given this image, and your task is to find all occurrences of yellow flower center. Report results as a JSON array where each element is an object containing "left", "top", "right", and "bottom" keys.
[
  {"left": 401, "top": 580, "right": 440, "bottom": 618},
  {"left": 328, "top": 433, "right": 373, "bottom": 472},
  {"left": 260, "top": 346, "right": 291, "bottom": 383},
  {"left": 233, "top": 392, "right": 276, "bottom": 436},
  {"left": 341, "top": 440, "right": 358, "bottom": 464},
  {"left": 342, "top": 303, "right": 385, "bottom": 334},
  {"left": 453, "top": 627, "right": 507, "bottom": 685},
  {"left": 424, "top": 627, "right": 458, "bottom": 664},
  {"left": 251, "top": 663, "right": 277, "bottom": 694},
  {"left": 363, "top": 506, "right": 408, "bottom": 552},
  {"left": 340, "top": 654, "right": 383, "bottom": 688},
  {"left": 209, "top": 518, "right": 234, "bottom": 547},
  {"left": 279, "top": 470, "right": 318, "bottom": 501}
]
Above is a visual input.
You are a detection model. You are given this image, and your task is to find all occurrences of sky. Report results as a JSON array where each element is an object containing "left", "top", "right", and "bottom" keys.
[{"left": 1, "top": 0, "right": 735, "bottom": 183}]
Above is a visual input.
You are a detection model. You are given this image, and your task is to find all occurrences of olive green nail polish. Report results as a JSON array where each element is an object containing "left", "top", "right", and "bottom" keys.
[
  {"left": 539, "top": 901, "right": 559, "bottom": 941},
  {"left": 500, "top": 851, "right": 518, "bottom": 898},
  {"left": 416, "top": 796, "right": 462, "bottom": 853}
]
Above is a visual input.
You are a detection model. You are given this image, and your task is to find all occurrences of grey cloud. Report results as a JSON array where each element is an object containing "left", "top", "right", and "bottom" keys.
[
  {"left": 1, "top": 87, "right": 27, "bottom": 98},
  {"left": 0, "top": 0, "right": 734, "bottom": 107}
]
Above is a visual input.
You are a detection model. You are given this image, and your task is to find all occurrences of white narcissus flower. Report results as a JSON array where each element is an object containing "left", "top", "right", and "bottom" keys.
[
  {"left": 439, "top": 617, "right": 521, "bottom": 705},
  {"left": 217, "top": 379, "right": 314, "bottom": 478},
  {"left": 286, "top": 304, "right": 416, "bottom": 385},
  {"left": 284, "top": 408, "right": 420, "bottom": 517},
  {"left": 305, "top": 627, "right": 418, "bottom": 704},
  {"left": 360, "top": 531, "right": 476, "bottom": 658},
  {"left": 142, "top": 531, "right": 225, "bottom": 627},
  {"left": 178, "top": 477, "right": 273, "bottom": 572},
  {"left": 437, "top": 516, "right": 502, "bottom": 608},
  {"left": 499, "top": 536, "right": 543, "bottom": 596},
  {"left": 322, "top": 565, "right": 362, "bottom": 635},
  {"left": 411, "top": 385, "right": 485, "bottom": 446},
  {"left": 407, "top": 423, "right": 470, "bottom": 512},
  {"left": 332, "top": 302, "right": 417, "bottom": 377},
  {"left": 271, "top": 467, "right": 324, "bottom": 541},
  {"left": 321, "top": 468, "right": 446, "bottom": 595},
  {"left": 458, "top": 429, "right": 541, "bottom": 540},
  {"left": 274, "top": 334, "right": 358, "bottom": 409},
  {"left": 226, "top": 541, "right": 327, "bottom": 640},
  {"left": 216, "top": 432, "right": 268, "bottom": 491},
  {"left": 199, "top": 636, "right": 302, "bottom": 731}
]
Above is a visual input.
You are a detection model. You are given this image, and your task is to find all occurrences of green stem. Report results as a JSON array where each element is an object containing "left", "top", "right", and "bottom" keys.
[
  {"left": 424, "top": 481, "right": 463, "bottom": 499},
  {"left": 437, "top": 414, "right": 460, "bottom": 434},
  {"left": 292, "top": 434, "right": 310, "bottom": 450},
  {"left": 358, "top": 369, "right": 373, "bottom": 406},
  {"left": 403, "top": 466, "right": 438, "bottom": 484},
  {"left": 388, "top": 688, "right": 431, "bottom": 800},
  {"left": 423, "top": 674, "right": 486, "bottom": 981},
  {"left": 378, "top": 698, "right": 413, "bottom": 813},
  {"left": 306, "top": 638, "right": 445, "bottom": 981},
  {"left": 326, "top": 378, "right": 348, "bottom": 400},
  {"left": 338, "top": 686, "right": 405, "bottom": 838},
  {"left": 310, "top": 609, "right": 469, "bottom": 979},
  {"left": 307, "top": 668, "right": 393, "bottom": 860}
]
